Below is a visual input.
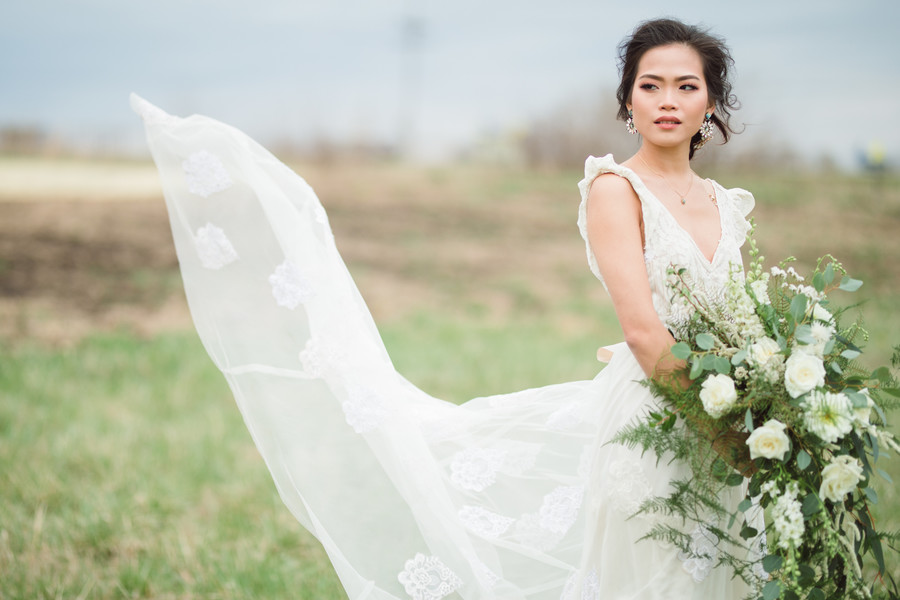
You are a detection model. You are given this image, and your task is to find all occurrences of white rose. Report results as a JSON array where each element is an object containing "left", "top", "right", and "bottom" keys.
[
  {"left": 749, "top": 278, "right": 770, "bottom": 305},
  {"left": 784, "top": 352, "right": 825, "bottom": 398},
  {"left": 748, "top": 337, "right": 781, "bottom": 368},
  {"left": 819, "top": 455, "right": 864, "bottom": 503},
  {"left": 699, "top": 373, "right": 738, "bottom": 419},
  {"left": 746, "top": 419, "right": 791, "bottom": 461}
]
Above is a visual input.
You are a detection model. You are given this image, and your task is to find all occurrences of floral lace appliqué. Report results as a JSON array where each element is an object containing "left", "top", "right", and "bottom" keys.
[
  {"left": 269, "top": 260, "right": 315, "bottom": 309},
  {"left": 183, "top": 150, "right": 232, "bottom": 198},
  {"left": 397, "top": 553, "right": 463, "bottom": 600},
  {"left": 458, "top": 505, "right": 514, "bottom": 539},
  {"left": 561, "top": 567, "right": 600, "bottom": 600},
  {"left": 298, "top": 336, "right": 347, "bottom": 379},
  {"left": 677, "top": 523, "right": 720, "bottom": 582},
  {"left": 513, "top": 512, "right": 565, "bottom": 551},
  {"left": 449, "top": 447, "right": 506, "bottom": 492},
  {"left": 546, "top": 402, "right": 582, "bottom": 431},
  {"left": 342, "top": 385, "right": 387, "bottom": 433},
  {"left": 605, "top": 455, "right": 653, "bottom": 515},
  {"left": 538, "top": 485, "right": 584, "bottom": 534},
  {"left": 194, "top": 223, "right": 238, "bottom": 269}
]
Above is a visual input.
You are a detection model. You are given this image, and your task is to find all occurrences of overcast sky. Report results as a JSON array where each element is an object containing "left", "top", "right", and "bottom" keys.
[{"left": 2, "top": 0, "right": 898, "bottom": 166}]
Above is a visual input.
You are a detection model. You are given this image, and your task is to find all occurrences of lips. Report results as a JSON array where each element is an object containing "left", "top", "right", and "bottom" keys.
[{"left": 654, "top": 117, "right": 682, "bottom": 124}]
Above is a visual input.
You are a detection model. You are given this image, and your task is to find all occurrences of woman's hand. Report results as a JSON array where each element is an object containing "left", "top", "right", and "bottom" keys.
[{"left": 711, "top": 430, "right": 758, "bottom": 477}]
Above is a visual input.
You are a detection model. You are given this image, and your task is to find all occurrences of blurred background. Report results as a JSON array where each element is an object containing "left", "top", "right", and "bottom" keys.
[{"left": 2, "top": 1, "right": 899, "bottom": 598}]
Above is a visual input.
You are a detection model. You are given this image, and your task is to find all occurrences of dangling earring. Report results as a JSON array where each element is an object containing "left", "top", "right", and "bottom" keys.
[
  {"left": 694, "top": 113, "right": 714, "bottom": 150},
  {"left": 625, "top": 110, "right": 637, "bottom": 135}
]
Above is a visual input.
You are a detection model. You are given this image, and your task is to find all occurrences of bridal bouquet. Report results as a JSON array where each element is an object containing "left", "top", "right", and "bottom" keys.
[{"left": 615, "top": 228, "right": 900, "bottom": 600}]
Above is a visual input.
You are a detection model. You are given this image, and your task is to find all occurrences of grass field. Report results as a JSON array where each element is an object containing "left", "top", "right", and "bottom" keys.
[{"left": 1, "top": 157, "right": 898, "bottom": 598}]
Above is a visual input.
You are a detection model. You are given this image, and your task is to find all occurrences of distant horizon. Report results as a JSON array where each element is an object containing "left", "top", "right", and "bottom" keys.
[{"left": 2, "top": 1, "right": 897, "bottom": 168}]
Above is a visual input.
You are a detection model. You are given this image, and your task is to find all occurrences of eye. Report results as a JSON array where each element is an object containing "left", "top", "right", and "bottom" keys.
[
  {"left": 639, "top": 83, "right": 658, "bottom": 91},
  {"left": 680, "top": 83, "right": 699, "bottom": 91}
]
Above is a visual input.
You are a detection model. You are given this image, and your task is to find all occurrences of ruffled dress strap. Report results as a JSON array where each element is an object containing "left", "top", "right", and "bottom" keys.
[
  {"left": 724, "top": 185, "right": 755, "bottom": 247},
  {"left": 576, "top": 154, "right": 661, "bottom": 288}
]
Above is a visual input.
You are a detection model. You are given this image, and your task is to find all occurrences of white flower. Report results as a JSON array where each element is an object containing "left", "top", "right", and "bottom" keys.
[
  {"left": 734, "top": 366, "right": 749, "bottom": 380},
  {"left": 811, "top": 303, "right": 835, "bottom": 324},
  {"left": 746, "top": 419, "right": 791, "bottom": 461},
  {"left": 699, "top": 373, "right": 738, "bottom": 419},
  {"left": 784, "top": 352, "right": 825, "bottom": 398},
  {"left": 802, "top": 391, "right": 854, "bottom": 444},
  {"left": 772, "top": 482, "right": 804, "bottom": 549},
  {"left": 819, "top": 455, "right": 864, "bottom": 503},
  {"left": 748, "top": 337, "right": 781, "bottom": 367},
  {"left": 749, "top": 278, "right": 770, "bottom": 305},
  {"left": 853, "top": 389, "right": 875, "bottom": 433}
]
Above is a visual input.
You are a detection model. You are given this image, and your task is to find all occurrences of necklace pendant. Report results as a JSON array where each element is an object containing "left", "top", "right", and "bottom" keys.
[{"left": 680, "top": 197, "right": 687, "bottom": 205}]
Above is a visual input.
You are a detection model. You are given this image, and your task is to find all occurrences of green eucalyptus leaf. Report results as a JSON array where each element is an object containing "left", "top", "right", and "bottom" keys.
[
  {"left": 761, "top": 554, "right": 783, "bottom": 573},
  {"left": 671, "top": 342, "right": 692, "bottom": 360},
  {"left": 807, "top": 588, "right": 825, "bottom": 600},
  {"left": 863, "top": 486, "right": 878, "bottom": 505},
  {"left": 725, "top": 473, "right": 744, "bottom": 487},
  {"left": 701, "top": 354, "right": 718, "bottom": 371},
  {"left": 795, "top": 324, "right": 815, "bottom": 344},
  {"left": 845, "top": 390, "right": 867, "bottom": 408},
  {"left": 731, "top": 348, "right": 748, "bottom": 366},
  {"left": 878, "top": 468, "right": 893, "bottom": 484},
  {"left": 789, "top": 295, "right": 808, "bottom": 323},
  {"left": 744, "top": 408, "right": 754, "bottom": 432},
  {"left": 714, "top": 356, "right": 731, "bottom": 375},
  {"left": 841, "top": 349, "right": 861, "bottom": 360},
  {"left": 737, "top": 498, "right": 753, "bottom": 513},
  {"left": 797, "top": 450, "right": 811, "bottom": 470},
  {"left": 830, "top": 361, "right": 843, "bottom": 375},
  {"left": 696, "top": 333, "right": 716, "bottom": 350},
  {"left": 801, "top": 493, "right": 821, "bottom": 517},
  {"left": 823, "top": 263, "right": 835, "bottom": 286},
  {"left": 762, "top": 579, "right": 781, "bottom": 600},
  {"left": 839, "top": 276, "right": 863, "bottom": 292},
  {"left": 689, "top": 357, "right": 704, "bottom": 380},
  {"left": 871, "top": 366, "right": 891, "bottom": 383},
  {"left": 739, "top": 524, "right": 758, "bottom": 539},
  {"left": 812, "top": 271, "right": 825, "bottom": 293}
]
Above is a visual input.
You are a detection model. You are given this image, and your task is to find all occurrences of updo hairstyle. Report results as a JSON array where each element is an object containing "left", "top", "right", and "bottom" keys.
[{"left": 616, "top": 18, "right": 739, "bottom": 159}]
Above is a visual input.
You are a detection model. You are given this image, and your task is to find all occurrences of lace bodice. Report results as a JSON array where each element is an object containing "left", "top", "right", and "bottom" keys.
[{"left": 577, "top": 154, "right": 754, "bottom": 329}]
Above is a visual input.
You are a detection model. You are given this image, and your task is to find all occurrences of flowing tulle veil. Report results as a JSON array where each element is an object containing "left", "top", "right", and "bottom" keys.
[{"left": 131, "top": 94, "right": 622, "bottom": 599}]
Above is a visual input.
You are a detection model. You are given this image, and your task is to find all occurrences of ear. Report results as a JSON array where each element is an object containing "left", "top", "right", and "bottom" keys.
[{"left": 706, "top": 106, "right": 715, "bottom": 118}]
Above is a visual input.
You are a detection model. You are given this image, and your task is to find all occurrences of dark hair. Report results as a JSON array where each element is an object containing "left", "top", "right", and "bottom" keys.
[{"left": 616, "top": 18, "right": 739, "bottom": 159}]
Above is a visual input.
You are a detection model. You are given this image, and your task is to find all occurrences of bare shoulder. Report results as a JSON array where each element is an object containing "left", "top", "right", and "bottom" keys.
[{"left": 586, "top": 172, "right": 640, "bottom": 215}]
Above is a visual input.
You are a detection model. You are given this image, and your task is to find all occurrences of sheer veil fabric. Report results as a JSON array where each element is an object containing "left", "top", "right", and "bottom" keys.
[{"left": 132, "top": 94, "right": 756, "bottom": 600}]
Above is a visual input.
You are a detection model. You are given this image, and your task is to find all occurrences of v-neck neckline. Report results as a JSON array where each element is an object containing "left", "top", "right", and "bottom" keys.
[{"left": 620, "top": 165, "right": 724, "bottom": 266}]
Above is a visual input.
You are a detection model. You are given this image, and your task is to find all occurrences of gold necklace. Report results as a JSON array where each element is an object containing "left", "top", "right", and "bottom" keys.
[{"left": 637, "top": 155, "right": 695, "bottom": 205}]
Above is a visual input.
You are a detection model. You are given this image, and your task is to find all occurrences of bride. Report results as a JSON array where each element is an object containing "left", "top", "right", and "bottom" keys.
[{"left": 134, "top": 17, "right": 761, "bottom": 600}]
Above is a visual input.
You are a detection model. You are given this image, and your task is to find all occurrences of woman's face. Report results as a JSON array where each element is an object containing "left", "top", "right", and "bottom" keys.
[{"left": 627, "top": 43, "right": 713, "bottom": 151}]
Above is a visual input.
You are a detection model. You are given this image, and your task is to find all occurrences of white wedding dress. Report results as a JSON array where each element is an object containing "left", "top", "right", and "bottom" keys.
[{"left": 132, "top": 94, "right": 760, "bottom": 599}]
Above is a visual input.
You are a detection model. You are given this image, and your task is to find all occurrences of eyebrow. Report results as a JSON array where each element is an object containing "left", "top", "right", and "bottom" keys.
[{"left": 638, "top": 74, "right": 701, "bottom": 82}]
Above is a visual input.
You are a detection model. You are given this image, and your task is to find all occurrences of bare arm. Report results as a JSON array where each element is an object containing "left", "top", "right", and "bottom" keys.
[{"left": 584, "top": 173, "right": 680, "bottom": 380}]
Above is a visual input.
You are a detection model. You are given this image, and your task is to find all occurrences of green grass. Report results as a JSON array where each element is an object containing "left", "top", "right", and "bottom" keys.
[
  {"left": 3, "top": 165, "right": 899, "bottom": 597},
  {"left": 0, "top": 309, "right": 617, "bottom": 599}
]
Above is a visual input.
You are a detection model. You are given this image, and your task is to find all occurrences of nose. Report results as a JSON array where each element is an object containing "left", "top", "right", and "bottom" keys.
[{"left": 659, "top": 89, "right": 677, "bottom": 110}]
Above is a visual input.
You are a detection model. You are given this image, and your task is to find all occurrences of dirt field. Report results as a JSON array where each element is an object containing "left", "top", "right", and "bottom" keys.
[{"left": 0, "top": 157, "right": 611, "bottom": 346}]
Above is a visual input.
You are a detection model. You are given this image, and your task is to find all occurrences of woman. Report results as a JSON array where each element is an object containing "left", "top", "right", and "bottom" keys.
[{"left": 134, "top": 17, "right": 759, "bottom": 600}]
